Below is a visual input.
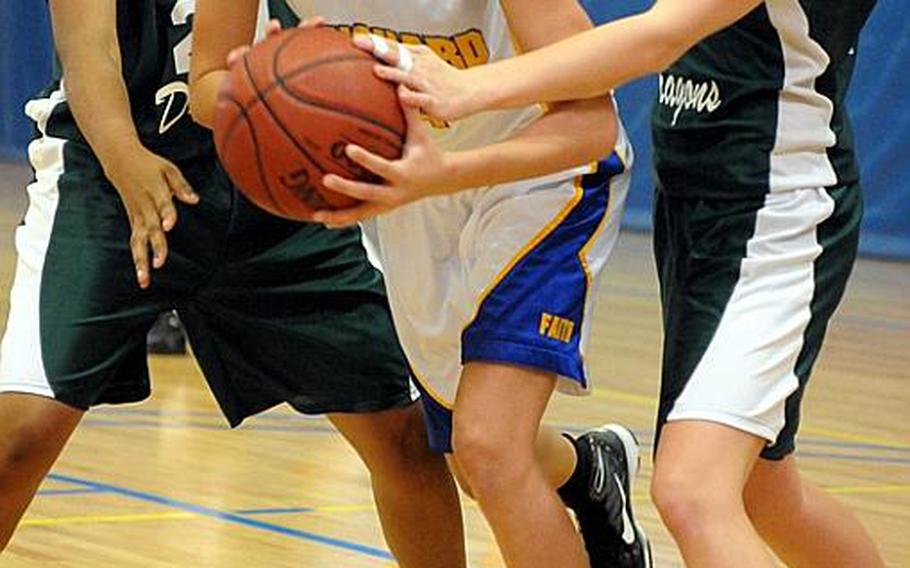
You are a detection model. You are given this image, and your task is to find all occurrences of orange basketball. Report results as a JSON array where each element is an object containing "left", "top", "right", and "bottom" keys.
[{"left": 213, "top": 27, "right": 405, "bottom": 221}]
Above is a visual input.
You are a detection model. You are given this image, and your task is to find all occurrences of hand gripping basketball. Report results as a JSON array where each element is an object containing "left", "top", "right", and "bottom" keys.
[{"left": 213, "top": 27, "right": 406, "bottom": 222}]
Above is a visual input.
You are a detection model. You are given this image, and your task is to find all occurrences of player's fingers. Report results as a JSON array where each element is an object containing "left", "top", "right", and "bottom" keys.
[
  {"left": 227, "top": 46, "right": 250, "bottom": 67},
  {"left": 321, "top": 174, "right": 387, "bottom": 202},
  {"left": 163, "top": 164, "right": 199, "bottom": 205},
  {"left": 156, "top": 198, "right": 178, "bottom": 233},
  {"left": 128, "top": 221, "right": 151, "bottom": 289},
  {"left": 400, "top": 99, "right": 432, "bottom": 143},
  {"left": 344, "top": 145, "right": 395, "bottom": 180},
  {"left": 313, "top": 202, "right": 388, "bottom": 229},
  {"left": 145, "top": 214, "right": 169, "bottom": 270},
  {"left": 372, "top": 64, "right": 411, "bottom": 86},
  {"left": 359, "top": 34, "right": 410, "bottom": 70},
  {"left": 297, "top": 16, "right": 325, "bottom": 30},
  {"left": 398, "top": 87, "right": 436, "bottom": 115},
  {"left": 266, "top": 19, "right": 282, "bottom": 36}
]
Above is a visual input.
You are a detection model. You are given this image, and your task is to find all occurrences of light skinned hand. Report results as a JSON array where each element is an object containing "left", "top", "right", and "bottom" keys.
[
  {"left": 312, "top": 99, "right": 457, "bottom": 228},
  {"left": 351, "top": 34, "right": 481, "bottom": 122}
]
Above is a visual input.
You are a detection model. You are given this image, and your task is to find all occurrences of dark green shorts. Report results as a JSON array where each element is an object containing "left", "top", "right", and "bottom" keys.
[
  {"left": 653, "top": 184, "right": 861, "bottom": 460},
  {"left": 0, "top": 147, "right": 414, "bottom": 425}
]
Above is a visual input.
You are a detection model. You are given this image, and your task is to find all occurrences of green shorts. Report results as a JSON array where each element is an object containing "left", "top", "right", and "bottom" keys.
[
  {"left": 653, "top": 183, "right": 861, "bottom": 460},
  {"left": 0, "top": 144, "right": 414, "bottom": 425}
]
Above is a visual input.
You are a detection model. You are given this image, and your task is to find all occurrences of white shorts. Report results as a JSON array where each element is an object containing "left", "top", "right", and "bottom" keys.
[{"left": 371, "top": 141, "right": 632, "bottom": 452}]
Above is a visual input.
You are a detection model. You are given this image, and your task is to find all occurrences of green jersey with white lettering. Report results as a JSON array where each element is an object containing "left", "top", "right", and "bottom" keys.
[
  {"left": 30, "top": 0, "right": 299, "bottom": 171},
  {"left": 652, "top": 0, "right": 877, "bottom": 197}
]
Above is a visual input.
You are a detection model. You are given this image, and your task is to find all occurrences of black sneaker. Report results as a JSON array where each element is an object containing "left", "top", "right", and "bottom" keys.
[
  {"left": 570, "top": 424, "right": 652, "bottom": 568},
  {"left": 147, "top": 311, "right": 187, "bottom": 355}
]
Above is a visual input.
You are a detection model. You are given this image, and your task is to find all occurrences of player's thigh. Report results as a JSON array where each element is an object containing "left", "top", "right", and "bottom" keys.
[
  {"left": 327, "top": 402, "right": 430, "bottom": 470},
  {"left": 1, "top": 170, "right": 170, "bottom": 409},
  {"left": 654, "top": 187, "right": 858, "bottom": 459},
  {"left": 184, "top": 216, "right": 415, "bottom": 425}
]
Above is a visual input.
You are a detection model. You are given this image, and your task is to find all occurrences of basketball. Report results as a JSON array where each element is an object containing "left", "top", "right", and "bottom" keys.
[{"left": 213, "top": 27, "right": 406, "bottom": 221}]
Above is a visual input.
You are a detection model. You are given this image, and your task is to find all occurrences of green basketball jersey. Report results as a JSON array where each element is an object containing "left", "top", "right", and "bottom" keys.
[
  {"left": 32, "top": 0, "right": 300, "bottom": 171},
  {"left": 652, "top": 0, "right": 877, "bottom": 197}
]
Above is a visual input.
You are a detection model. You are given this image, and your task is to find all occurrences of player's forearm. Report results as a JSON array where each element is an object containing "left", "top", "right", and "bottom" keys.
[
  {"left": 446, "top": 99, "right": 617, "bottom": 190},
  {"left": 189, "top": 0, "right": 260, "bottom": 129},
  {"left": 465, "top": 0, "right": 762, "bottom": 112},
  {"left": 64, "top": 54, "right": 145, "bottom": 172},
  {"left": 468, "top": 12, "right": 682, "bottom": 112},
  {"left": 50, "top": 0, "right": 145, "bottom": 176}
]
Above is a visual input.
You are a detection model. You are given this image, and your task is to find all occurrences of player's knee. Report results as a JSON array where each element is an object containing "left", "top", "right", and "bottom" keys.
[
  {"left": 651, "top": 466, "right": 738, "bottom": 538},
  {"left": 451, "top": 420, "right": 532, "bottom": 500},
  {"left": 0, "top": 424, "right": 50, "bottom": 472},
  {"left": 355, "top": 405, "right": 436, "bottom": 480}
]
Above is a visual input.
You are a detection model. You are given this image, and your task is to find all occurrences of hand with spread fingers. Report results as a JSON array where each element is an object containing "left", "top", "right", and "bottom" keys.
[
  {"left": 105, "top": 146, "right": 198, "bottom": 289},
  {"left": 352, "top": 33, "right": 488, "bottom": 123},
  {"left": 312, "top": 102, "right": 460, "bottom": 228}
]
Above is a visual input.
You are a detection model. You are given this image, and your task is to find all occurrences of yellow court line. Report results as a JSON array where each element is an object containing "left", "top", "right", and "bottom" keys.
[
  {"left": 825, "top": 484, "right": 910, "bottom": 496},
  {"left": 799, "top": 425, "right": 910, "bottom": 450},
  {"left": 21, "top": 511, "right": 196, "bottom": 527},
  {"left": 591, "top": 387, "right": 659, "bottom": 409},
  {"left": 591, "top": 387, "right": 910, "bottom": 450}
]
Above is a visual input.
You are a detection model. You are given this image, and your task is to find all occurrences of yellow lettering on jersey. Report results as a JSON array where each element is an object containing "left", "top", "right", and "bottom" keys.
[
  {"left": 454, "top": 30, "right": 490, "bottom": 68},
  {"left": 324, "top": 23, "right": 491, "bottom": 130},
  {"left": 351, "top": 23, "right": 372, "bottom": 37},
  {"left": 424, "top": 37, "right": 466, "bottom": 69},
  {"left": 370, "top": 27, "right": 398, "bottom": 40},
  {"left": 539, "top": 313, "right": 575, "bottom": 343},
  {"left": 398, "top": 33, "right": 423, "bottom": 46}
]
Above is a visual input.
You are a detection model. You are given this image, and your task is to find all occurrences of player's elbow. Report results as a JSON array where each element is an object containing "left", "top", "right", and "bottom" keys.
[
  {"left": 187, "top": 76, "right": 215, "bottom": 130},
  {"left": 557, "top": 98, "right": 619, "bottom": 163}
]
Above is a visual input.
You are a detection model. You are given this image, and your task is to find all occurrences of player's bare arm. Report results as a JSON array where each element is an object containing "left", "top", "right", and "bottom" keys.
[
  {"left": 49, "top": 0, "right": 198, "bottom": 289},
  {"left": 368, "top": 0, "right": 764, "bottom": 122},
  {"left": 315, "top": 0, "right": 618, "bottom": 228},
  {"left": 188, "top": 0, "right": 260, "bottom": 129}
]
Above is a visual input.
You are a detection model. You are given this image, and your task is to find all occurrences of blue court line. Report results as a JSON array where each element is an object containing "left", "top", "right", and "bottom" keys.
[
  {"left": 37, "top": 488, "right": 106, "bottom": 496},
  {"left": 46, "top": 473, "right": 393, "bottom": 561},
  {"left": 235, "top": 507, "right": 316, "bottom": 516}
]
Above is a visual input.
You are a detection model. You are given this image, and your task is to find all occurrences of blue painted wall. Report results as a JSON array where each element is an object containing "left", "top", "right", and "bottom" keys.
[
  {"left": 0, "top": 0, "right": 54, "bottom": 161},
  {"left": 1, "top": 0, "right": 908, "bottom": 258}
]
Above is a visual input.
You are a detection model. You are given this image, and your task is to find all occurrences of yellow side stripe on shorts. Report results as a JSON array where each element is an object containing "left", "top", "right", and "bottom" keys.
[
  {"left": 463, "top": 164, "right": 593, "bottom": 333},
  {"left": 410, "top": 366, "right": 454, "bottom": 410}
]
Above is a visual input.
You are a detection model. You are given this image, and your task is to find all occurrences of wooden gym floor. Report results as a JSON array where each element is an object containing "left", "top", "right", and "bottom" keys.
[{"left": 0, "top": 162, "right": 907, "bottom": 567}]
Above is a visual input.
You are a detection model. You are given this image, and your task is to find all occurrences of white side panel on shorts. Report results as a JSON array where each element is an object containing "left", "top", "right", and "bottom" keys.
[
  {"left": 668, "top": 188, "right": 835, "bottom": 442},
  {"left": 0, "top": 89, "right": 67, "bottom": 398},
  {"left": 766, "top": 0, "right": 837, "bottom": 192}
]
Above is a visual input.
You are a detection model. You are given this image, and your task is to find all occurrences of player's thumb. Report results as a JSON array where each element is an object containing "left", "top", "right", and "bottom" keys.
[{"left": 400, "top": 88, "right": 433, "bottom": 142}]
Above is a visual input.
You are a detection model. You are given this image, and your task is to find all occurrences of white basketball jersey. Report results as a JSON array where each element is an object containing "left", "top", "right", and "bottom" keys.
[{"left": 284, "top": 0, "right": 543, "bottom": 151}]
